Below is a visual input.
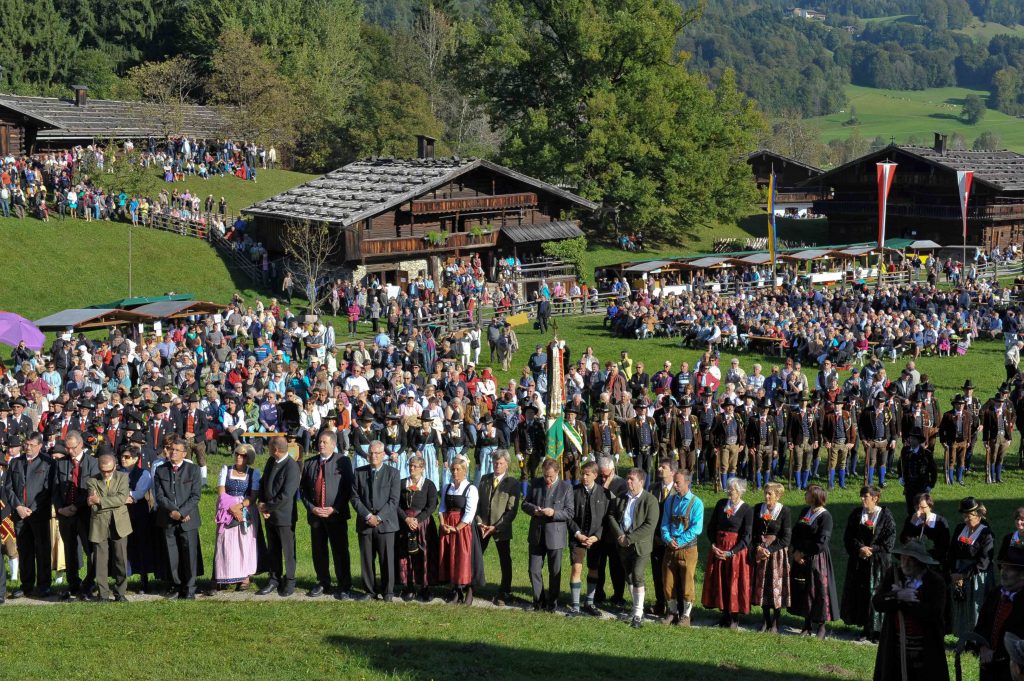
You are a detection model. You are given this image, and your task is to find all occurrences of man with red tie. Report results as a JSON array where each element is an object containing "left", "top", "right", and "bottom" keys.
[
  {"left": 299, "top": 430, "right": 354, "bottom": 599},
  {"left": 177, "top": 394, "right": 209, "bottom": 487},
  {"left": 53, "top": 430, "right": 99, "bottom": 600},
  {"left": 144, "top": 404, "right": 173, "bottom": 466},
  {"left": 152, "top": 437, "right": 203, "bottom": 599},
  {"left": 975, "top": 544, "right": 1024, "bottom": 681}
]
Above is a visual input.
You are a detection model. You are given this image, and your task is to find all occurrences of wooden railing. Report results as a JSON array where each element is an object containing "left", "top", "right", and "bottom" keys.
[
  {"left": 813, "top": 200, "right": 1024, "bottom": 221},
  {"left": 142, "top": 210, "right": 262, "bottom": 284},
  {"left": 351, "top": 229, "right": 500, "bottom": 259},
  {"left": 411, "top": 192, "right": 536, "bottom": 214}
]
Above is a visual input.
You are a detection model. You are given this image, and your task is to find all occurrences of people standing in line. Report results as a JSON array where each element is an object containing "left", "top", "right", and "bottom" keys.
[
  {"left": 86, "top": 451, "right": 132, "bottom": 602},
  {"left": 351, "top": 440, "right": 401, "bottom": 600},
  {"left": 153, "top": 437, "right": 203, "bottom": 600},
  {"left": 300, "top": 431, "right": 354, "bottom": 599},
  {"left": 523, "top": 458, "right": 573, "bottom": 612},
  {"left": 257, "top": 436, "right": 300, "bottom": 598},
  {"left": 702, "top": 476, "right": 753, "bottom": 629},
  {"left": 476, "top": 450, "right": 520, "bottom": 606},
  {"left": 751, "top": 481, "right": 791, "bottom": 633},
  {"left": 661, "top": 467, "right": 704, "bottom": 627}
]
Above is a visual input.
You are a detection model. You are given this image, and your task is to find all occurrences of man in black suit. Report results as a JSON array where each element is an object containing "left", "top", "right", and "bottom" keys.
[
  {"left": 177, "top": 393, "right": 209, "bottom": 485},
  {"left": 593, "top": 455, "right": 628, "bottom": 606},
  {"left": 351, "top": 439, "right": 400, "bottom": 600},
  {"left": 522, "top": 458, "right": 574, "bottom": 611},
  {"left": 153, "top": 437, "right": 203, "bottom": 599},
  {"left": 3, "top": 433, "right": 54, "bottom": 598},
  {"left": 566, "top": 460, "right": 610, "bottom": 616},
  {"left": 300, "top": 430, "right": 354, "bottom": 599},
  {"left": 144, "top": 404, "right": 174, "bottom": 465},
  {"left": 53, "top": 430, "right": 99, "bottom": 600},
  {"left": 258, "top": 436, "right": 300, "bottom": 597}
]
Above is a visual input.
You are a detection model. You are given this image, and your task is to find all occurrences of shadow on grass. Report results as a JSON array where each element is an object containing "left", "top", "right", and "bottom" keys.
[
  {"left": 928, "top": 113, "right": 962, "bottom": 121},
  {"left": 324, "top": 635, "right": 861, "bottom": 681}
]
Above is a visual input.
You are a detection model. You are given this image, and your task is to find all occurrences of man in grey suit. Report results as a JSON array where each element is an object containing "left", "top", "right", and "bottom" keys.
[
  {"left": 522, "top": 458, "right": 574, "bottom": 611},
  {"left": 153, "top": 437, "right": 203, "bottom": 599},
  {"left": 258, "top": 436, "right": 301, "bottom": 597},
  {"left": 351, "top": 439, "right": 400, "bottom": 601},
  {"left": 607, "top": 467, "right": 660, "bottom": 628}
]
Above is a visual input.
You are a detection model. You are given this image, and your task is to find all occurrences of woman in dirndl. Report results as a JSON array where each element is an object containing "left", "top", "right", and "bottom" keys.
[
  {"left": 751, "top": 481, "right": 791, "bottom": 633},
  {"left": 840, "top": 485, "right": 896, "bottom": 642},
  {"left": 437, "top": 458, "right": 484, "bottom": 605},
  {"left": 441, "top": 413, "right": 470, "bottom": 489},
  {"left": 396, "top": 454, "right": 438, "bottom": 601},
  {"left": 789, "top": 484, "right": 840, "bottom": 640},
  {"left": 382, "top": 410, "right": 408, "bottom": 478},
  {"left": 214, "top": 444, "right": 261, "bottom": 590},
  {"left": 413, "top": 417, "right": 442, "bottom": 491},
  {"left": 702, "top": 476, "right": 753, "bottom": 628},
  {"left": 947, "top": 496, "right": 995, "bottom": 639},
  {"left": 473, "top": 414, "right": 505, "bottom": 485}
]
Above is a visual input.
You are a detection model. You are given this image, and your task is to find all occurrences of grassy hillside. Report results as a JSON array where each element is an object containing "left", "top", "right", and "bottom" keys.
[
  {"left": 807, "top": 85, "right": 1024, "bottom": 152},
  {"left": 0, "top": 169, "right": 313, "bottom": 321}
]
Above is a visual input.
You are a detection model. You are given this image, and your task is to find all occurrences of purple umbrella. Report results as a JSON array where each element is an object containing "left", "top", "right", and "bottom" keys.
[{"left": 0, "top": 312, "right": 45, "bottom": 351}]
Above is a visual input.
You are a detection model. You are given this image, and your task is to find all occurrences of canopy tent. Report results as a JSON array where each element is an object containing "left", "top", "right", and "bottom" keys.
[
  {"left": 131, "top": 300, "right": 226, "bottom": 319},
  {"left": 34, "top": 308, "right": 148, "bottom": 331},
  {"left": 680, "top": 256, "right": 734, "bottom": 270},
  {"left": 623, "top": 260, "right": 680, "bottom": 274},
  {"left": 781, "top": 248, "right": 834, "bottom": 262},
  {"left": 832, "top": 246, "right": 878, "bottom": 258},
  {"left": 88, "top": 293, "right": 194, "bottom": 310},
  {"left": 733, "top": 253, "right": 773, "bottom": 265},
  {"left": 906, "top": 240, "right": 942, "bottom": 250}
]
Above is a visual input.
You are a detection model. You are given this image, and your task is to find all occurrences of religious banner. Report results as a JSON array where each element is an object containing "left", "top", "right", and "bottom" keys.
[
  {"left": 545, "top": 339, "right": 565, "bottom": 459},
  {"left": 957, "top": 170, "right": 974, "bottom": 240}
]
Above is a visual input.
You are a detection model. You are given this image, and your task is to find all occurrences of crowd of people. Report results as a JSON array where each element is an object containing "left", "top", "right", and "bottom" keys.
[{"left": 0, "top": 286, "right": 1023, "bottom": 678}]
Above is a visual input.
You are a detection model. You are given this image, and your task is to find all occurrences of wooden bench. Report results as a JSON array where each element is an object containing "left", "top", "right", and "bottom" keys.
[{"left": 747, "top": 336, "right": 785, "bottom": 357}]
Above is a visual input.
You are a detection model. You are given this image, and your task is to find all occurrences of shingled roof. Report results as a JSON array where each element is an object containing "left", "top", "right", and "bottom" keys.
[
  {"left": 243, "top": 157, "right": 599, "bottom": 227},
  {"left": 810, "top": 144, "right": 1024, "bottom": 192},
  {"left": 0, "top": 92, "right": 228, "bottom": 141}
]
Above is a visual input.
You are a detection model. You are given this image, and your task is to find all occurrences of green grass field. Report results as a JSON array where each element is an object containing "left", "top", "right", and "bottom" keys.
[
  {"left": 0, "top": 315, "right": 1013, "bottom": 680},
  {"left": 807, "top": 84, "right": 1024, "bottom": 152}
]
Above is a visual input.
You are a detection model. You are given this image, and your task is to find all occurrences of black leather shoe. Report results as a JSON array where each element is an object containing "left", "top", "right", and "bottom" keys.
[
  {"left": 60, "top": 591, "right": 73, "bottom": 602},
  {"left": 114, "top": 595, "right": 129, "bottom": 603},
  {"left": 36, "top": 588, "right": 53, "bottom": 599},
  {"left": 630, "top": 616, "right": 644, "bottom": 629},
  {"left": 581, "top": 604, "right": 602, "bottom": 617},
  {"left": 183, "top": 593, "right": 196, "bottom": 600},
  {"left": 307, "top": 585, "right": 325, "bottom": 598},
  {"left": 162, "top": 589, "right": 180, "bottom": 599},
  {"left": 383, "top": 594, "right": 394, "bottom": 603},
  {"left": 256, "top": 583, "right": 279, "bottom": 596},
  {"left": 9, "top": 589, "right": 24, "bottom": 599},
  {"left": 278, "top": 585, "right": 295, "bottom": 598},
  {"left": 334, "top": 590, "right": 351, "bottom": 601}
]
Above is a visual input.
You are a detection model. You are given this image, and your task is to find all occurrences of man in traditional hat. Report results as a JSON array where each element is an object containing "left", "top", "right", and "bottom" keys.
[
  {"left": 899, "top": 427, "right": 936, "bottom": 514},
  {"left": 974, "top": 543, "right": 1024, "bottom": 681},
  {"left": 983, "top": 392, "right": 1015, "bottom": 483},
  {"left": 962, "top": 379, "right": 983, "bottom": 470},
  {"left": 673, "top": 397, "right": 701, "bottom": 485},
  {"left": 516, "top": 404, "right": 547, "bottom": 485},
  {"left": 627, "top": 400, "right": 658, "bottom": 482},
  {"left": 940, "top": 395, "right": 974, "bottom": 486},
  {"left": 712, "top": 401, "right": 744, "bottom": 492},
  {"left": 860, "top": 394, "right": 896, "bottom": 488},
  {"left": 745, "top": 398, "right": 778, "bottom": 489},
  {"left": 871, "top": 540, "right": 950, "bottom": 681},
  {"left": 786, "top": 394, "right": 819, "bottom": 491},
  {"left": 822, "top": 397, "right": 855, "bottom": 490}
]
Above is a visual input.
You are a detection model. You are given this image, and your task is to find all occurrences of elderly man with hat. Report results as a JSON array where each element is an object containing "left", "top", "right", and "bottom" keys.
[
  {"left": 973, "top": 542, "right": 1024, "bottom": 681},
  {"left": 745, "top": 397, "right": 778, "bottom": 490},
  {"left": 871, "top": 539, "right": 950, "bottom": 681},
  {"left": 517, "top": 404, "right": 548, "bottom": 488},
  {"left": 982, "top": 391, "right": 1015, "bottom": 484},
  {"left": 899, "top": 427, "right": 937, "bottom": 514}
]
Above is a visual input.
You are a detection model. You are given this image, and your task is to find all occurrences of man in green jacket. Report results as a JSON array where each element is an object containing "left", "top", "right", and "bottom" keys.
[
  {"left": 608, "top": 467, "right": 660, "bottom": 628},
  {"left": 87, "top": 450, "right": 133, "bottom": 602}
]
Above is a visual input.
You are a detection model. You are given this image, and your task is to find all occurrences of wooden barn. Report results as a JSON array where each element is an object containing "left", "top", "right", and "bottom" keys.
[
  {"left": 746, "top": 150, "right": 824, "bottom": 217},
  {"left": 808, "top": 135, "right": 1024, "bottom": 249},
  {"left": 242, "top": 137, "right": 598, "bottom": 286},
  {"left": 0, "top": 86, "right": 227, "bottom": 154}
]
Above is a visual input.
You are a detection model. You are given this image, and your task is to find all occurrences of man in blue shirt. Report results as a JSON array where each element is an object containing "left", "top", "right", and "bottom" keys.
[{"left": 660, "top": 468, "right": 703, "bottom": 627}]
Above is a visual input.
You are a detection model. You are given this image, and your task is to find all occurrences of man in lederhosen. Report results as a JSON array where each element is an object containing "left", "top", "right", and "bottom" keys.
[
  {"left": 939, "top": 395, "right": 974, "bottom": 486},
  {"left": 787, "top": 394, "right": 818, "bottom": 491},
  {"left": 860, "top": 395, "right": 897, "bottom": 488},
  {"left": 746, "top": 398, "right": 778, "bottom": 490}
]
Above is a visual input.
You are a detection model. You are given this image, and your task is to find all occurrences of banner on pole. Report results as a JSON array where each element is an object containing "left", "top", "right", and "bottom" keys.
[
  {"left": 767, "top": 170, "right": 778, "bottom": 266},
  {"left": 545, "top": 340, "right": 565, "bottom": 460},
  {"left": 876, "top": 162, "right": 897, "bottom": 248},
  {"left": 957, "top": 170, "right": 974, "bottom": 240}
]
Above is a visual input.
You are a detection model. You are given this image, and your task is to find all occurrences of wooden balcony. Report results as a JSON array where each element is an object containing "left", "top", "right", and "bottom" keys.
[
  {"left": 346, "top": 229, "right": 500, "bottom": 260},
  {"left": 410, "top": 192, "right": 537, "bottom": 215},
  {"left": 813, "top": 200, "right": 1024, "bottom": 221}
]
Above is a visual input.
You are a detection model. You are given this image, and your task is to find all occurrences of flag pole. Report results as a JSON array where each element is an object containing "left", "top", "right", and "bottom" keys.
[
  {"left": 957, "top": 171, "right": 973, "bottom": 279},
  {"left": 876, "top": 162, "right": 897, "bottom": 294},
  {"left": 768, "top": 164, "right": 778, "bottom": 287}
]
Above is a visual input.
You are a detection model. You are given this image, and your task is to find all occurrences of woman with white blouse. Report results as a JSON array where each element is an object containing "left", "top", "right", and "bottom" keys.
[{"left": 437, "top": 458, "right": 484, "bottom": 605}]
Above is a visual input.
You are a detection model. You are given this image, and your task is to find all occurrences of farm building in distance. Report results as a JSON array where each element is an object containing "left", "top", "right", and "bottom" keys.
[
  {"left": 807, "top": 134, "right": 1024, "bottom": 249},
  {"left": 243, "top": 136, "right": 598, "bottom": 287},
  {"left": 0, "top": 85, "right": 227, "bottom": 154},
  {"left": 747, "top": 149, "right": 824, "bottom": 217}
]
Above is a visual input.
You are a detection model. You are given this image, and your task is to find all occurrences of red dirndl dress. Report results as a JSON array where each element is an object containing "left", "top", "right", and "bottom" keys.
[
  {"left": 438, "top": 483, "right": 481, "bottom": 586},
  {"left": 701, "top": 500, "right": 753, "bottom": 614}
]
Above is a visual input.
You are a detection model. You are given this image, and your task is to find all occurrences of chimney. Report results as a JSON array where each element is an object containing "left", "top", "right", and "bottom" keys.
[
  {"left": 416, "top": 134, "right": 436, "bottom": 160},
  {"left": 71, "top": 84, "right": 88, "bottom": 107},
  {"left": 933, "top": 132, "right": 947, "bottom": 155}
]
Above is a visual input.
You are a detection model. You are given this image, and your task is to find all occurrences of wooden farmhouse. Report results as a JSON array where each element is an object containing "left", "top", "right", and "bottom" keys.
[
  {"left": 747, "top": 149, "right": 824, "bottom": 217},
  {"left": 807, "top": 135, "right": 1024, "bottom": 249},
  {"left": 242, "top": 137, "right": 598, "bottom": 286},
  {"left": 0, "top": 86, "right": 226, "bottom": 154}
]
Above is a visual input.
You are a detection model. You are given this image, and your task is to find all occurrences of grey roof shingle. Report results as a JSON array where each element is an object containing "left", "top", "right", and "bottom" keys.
[
  {"left": 500, "top": 220, "right": 584, "bottom": 243},
  {"left": 0, "top": 93, "right": 229, "bottom": 140},
  {"left": 243, "top": 157, "right": 598, "bottom": 227}
]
